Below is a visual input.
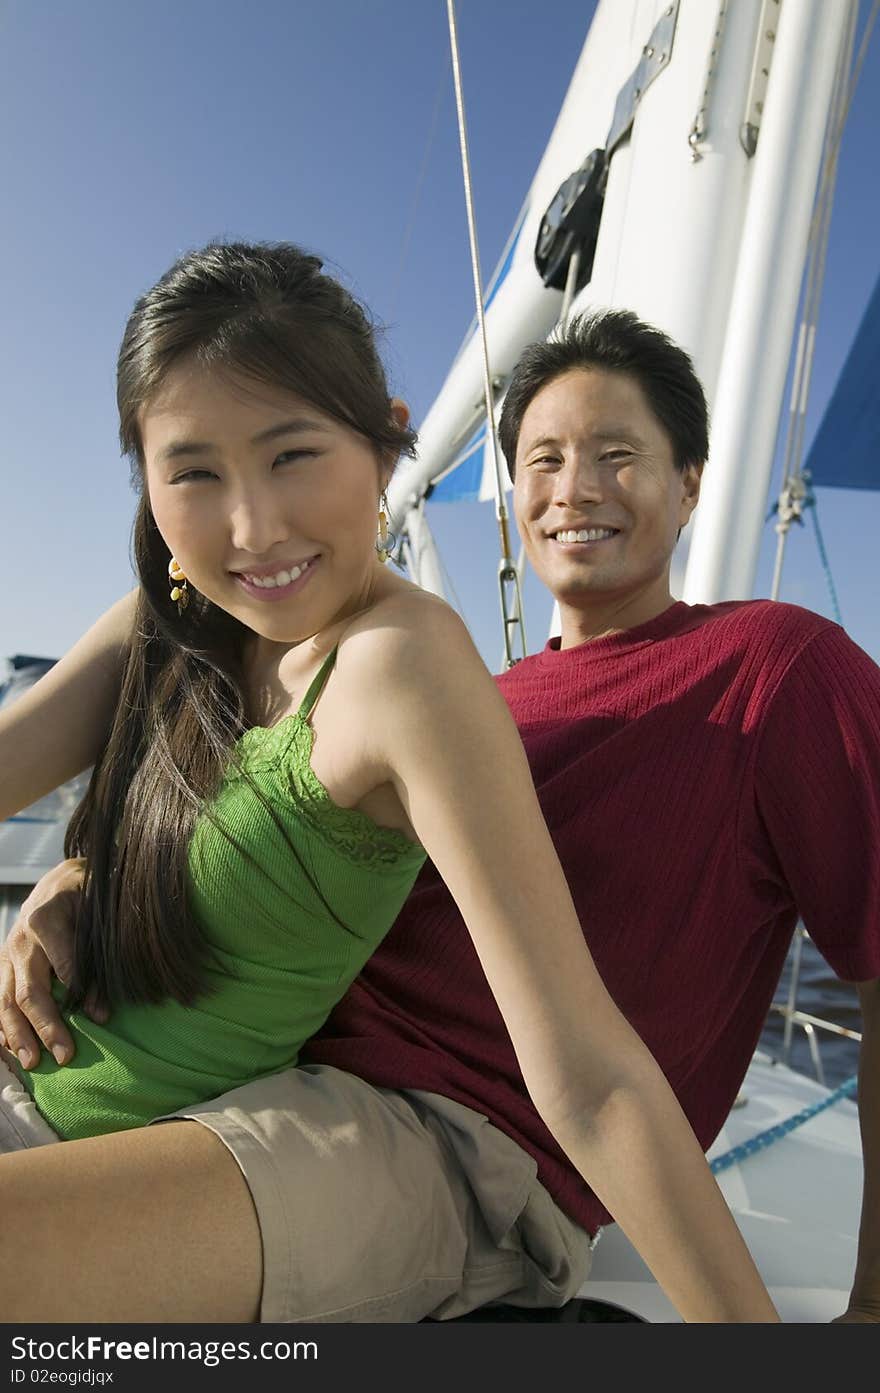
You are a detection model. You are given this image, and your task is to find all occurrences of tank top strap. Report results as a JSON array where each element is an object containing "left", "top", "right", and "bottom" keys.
[{"left": 296, "top": 645, "right": 340, "bottom": 721}]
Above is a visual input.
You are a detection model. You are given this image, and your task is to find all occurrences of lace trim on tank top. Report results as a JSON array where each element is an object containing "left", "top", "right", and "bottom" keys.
[{"left": 231, "top": 713, "right": 424, "bottom": 870}]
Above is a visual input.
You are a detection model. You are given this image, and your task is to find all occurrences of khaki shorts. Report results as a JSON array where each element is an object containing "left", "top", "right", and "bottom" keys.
[
  {"left": 161, "top": 1064, "right": 594, "bottom": 1323},
  {"left": 0, "top": 1054, "right": 61, "bottom": 1152}
]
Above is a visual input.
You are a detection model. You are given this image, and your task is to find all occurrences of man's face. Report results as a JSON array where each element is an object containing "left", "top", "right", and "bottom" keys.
[{"left": 512, "top": 368, "right": 701, "bottom": 621}]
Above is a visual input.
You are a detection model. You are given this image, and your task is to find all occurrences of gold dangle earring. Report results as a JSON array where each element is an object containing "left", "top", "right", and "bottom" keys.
[
  {"left": 168, "top": 557, "right": 190, "bottom": 614},
  {"left": 376, "top": 492, "right": 396, "bottom": 564}
]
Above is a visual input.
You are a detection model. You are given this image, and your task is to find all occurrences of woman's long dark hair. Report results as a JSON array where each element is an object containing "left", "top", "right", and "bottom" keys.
[{"left": 63, "top": 242, "right": 417, "bottom": 1008}]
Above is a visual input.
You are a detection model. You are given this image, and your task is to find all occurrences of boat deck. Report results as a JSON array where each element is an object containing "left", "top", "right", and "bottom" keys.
[{"left": 582, "top": 1053, "right": 860, "bottom": 1321}]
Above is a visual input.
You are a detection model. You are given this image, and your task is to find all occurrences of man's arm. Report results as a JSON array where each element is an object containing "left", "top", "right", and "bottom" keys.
[
  {"left": 0, "top": 588, "right": 137, "bottom": 823},
  {"left": 837, "top": 977, "right": 880, "bottom": 1321},
  {"left": 0, "top": 858, "right": 100, "bottom": 1069},
  {"left": 750, "top": 622, "right": 880, "bottom": 1321}
]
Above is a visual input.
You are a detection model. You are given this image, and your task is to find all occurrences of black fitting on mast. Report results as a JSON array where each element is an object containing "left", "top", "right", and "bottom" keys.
[
  {"left": 534, "top": 0, "right": 681, "bottom": 296},
  {"left": 534, "top": 147, "right": 607, "bottom": 292}
]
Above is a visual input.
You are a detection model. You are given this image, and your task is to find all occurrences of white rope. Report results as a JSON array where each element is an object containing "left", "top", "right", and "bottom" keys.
[
  {"left": 445, "top": 0, "right": 509, "bottom": 529},
  {"left": 833, "top": 0, "right": 880, "bottom": 143},
  {"left": 770, "top": 0, "right": 867, "bottom": 601},
  {"left": 446, "top": 0, "right": 526, "bottom": 667}
]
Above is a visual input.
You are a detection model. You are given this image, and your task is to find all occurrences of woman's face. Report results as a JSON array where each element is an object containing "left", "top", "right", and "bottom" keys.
[{"left": 142, "top": 359, "right": 402, "bottom": 647}]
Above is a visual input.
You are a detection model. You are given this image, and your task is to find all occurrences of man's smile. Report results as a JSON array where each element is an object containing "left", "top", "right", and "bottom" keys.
[{"left": 549, "top": 527, "right": 621, "bottom": 545}]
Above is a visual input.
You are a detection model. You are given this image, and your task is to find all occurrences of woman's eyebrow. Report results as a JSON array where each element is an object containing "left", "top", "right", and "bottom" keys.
[
  {"left": 159, "top": 418, "right": 331, "bottom": 461},
  {"left": 250, "top": 418, "right": 331, "bottom": 445},
  {"left": 159, "top": 440, "right": 216, "bottom": 461}
]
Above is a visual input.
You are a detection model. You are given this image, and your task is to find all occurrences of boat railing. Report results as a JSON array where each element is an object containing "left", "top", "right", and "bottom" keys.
[{"left": 767, "top": 922, "right": 862, "bottom": 1086}]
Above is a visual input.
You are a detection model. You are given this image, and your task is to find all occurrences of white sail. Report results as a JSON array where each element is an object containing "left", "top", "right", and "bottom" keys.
[
  {"left": 392, "top": 0, "right": 855, "bottom": 609},
  {"left": 682, "top": 0, "right": 855, "bottom": 602}
]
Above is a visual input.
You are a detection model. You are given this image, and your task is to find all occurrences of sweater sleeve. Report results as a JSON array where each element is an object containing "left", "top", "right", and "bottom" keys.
[{"left": 752, "top": 623, "right": 880, "bottom": 982}]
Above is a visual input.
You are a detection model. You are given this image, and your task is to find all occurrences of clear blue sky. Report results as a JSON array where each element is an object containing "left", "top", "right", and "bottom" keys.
[{"left": 1, "top": 0, "right": 878, "bottom": 673}]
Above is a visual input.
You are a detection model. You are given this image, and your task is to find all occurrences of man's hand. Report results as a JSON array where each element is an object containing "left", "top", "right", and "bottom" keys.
[{"left": 0, "top": 858, "right": 106, "bottom": 1068}]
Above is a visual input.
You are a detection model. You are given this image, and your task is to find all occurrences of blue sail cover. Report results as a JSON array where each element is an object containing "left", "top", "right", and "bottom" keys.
[
  {"left": 805, "top": 272, "right": 880, "bottom": 490},
  {"left": 430, "top": 426, "right": 486, "bottom": 502}
]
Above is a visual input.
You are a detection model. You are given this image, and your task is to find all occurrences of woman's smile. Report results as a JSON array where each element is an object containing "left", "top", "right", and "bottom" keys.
[
  {"left": 231, "top": 555, "right": 321, "bottom": 601},
  {"left": 142, "top": 362, "right": 395, "bottom": 642}
]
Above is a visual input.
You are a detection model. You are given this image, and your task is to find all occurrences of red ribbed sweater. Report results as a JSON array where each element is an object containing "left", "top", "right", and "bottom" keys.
[{"left": 305, "top": 600, "right": 880, "bottom": 1234}]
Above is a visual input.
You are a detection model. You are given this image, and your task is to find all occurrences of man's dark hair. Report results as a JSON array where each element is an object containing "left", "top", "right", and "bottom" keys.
[{"left": 498, "top": 308, "right": 709, "bottom": 479}]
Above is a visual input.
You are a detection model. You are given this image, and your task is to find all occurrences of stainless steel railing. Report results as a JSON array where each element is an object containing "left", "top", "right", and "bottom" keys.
[{"left": 767, "top": 923, "right": 862, "bottom": 1085}]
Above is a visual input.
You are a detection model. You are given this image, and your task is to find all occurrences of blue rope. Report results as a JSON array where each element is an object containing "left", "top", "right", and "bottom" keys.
[
  {"left": 765, "top": 477, "right": 842, "bottom": 625},
  {"left": 805, "top": 491, "right": 843, "bottom": 626},
  {"left": 709, "top": 1074, "right": 858, "bottom": 1175}
]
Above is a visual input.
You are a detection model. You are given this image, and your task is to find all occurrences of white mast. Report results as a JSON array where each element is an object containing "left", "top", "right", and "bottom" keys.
[
  {"left": 400, "top": 502, "right": 446, "bottom": 599},
  {"left": 683, "top": 0, "right": 856, "bottom": 604},
  {"left": 564, "top": 0, "right": 769, "bottom": 600},
  {"left": 570, "top": 0, "right": 766, "bottom": 406},
  {"left": 394, "top": 0, "right": 857, "bottom": 633}
]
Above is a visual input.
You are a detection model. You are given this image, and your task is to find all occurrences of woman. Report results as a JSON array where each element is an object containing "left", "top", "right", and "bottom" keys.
[{"left": 0, "top": 241, "right": 778, "bottom": 1321}]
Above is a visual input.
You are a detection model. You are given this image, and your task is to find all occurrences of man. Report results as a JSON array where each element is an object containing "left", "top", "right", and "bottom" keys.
[{"left": 1, "top": 311, "right": 877, "bottom": 1322}]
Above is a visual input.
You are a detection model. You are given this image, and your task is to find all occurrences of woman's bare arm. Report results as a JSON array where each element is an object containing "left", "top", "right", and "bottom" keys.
[
  {"left": 349, "top": 601, "right": 779, "bottom": 1324},
  {"left": 0, "top": 589, "right": 137, "bottom": 822},
  {"left": 0, "top": 595, "right": 135, "bottom": 1063}
]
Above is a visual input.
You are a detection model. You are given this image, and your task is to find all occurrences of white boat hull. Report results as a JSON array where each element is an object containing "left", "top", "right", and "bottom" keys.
[{"left": 583, "top": 1054, "right": 860, "bottom": 1322}]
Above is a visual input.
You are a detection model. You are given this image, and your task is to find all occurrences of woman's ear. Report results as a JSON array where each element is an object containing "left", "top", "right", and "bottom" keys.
[
  {"left": 390, "top": 397, "right": 410, "bottom": 431},
  {"left": 381, "top": 398, "right": 411, "bottom": 489}
]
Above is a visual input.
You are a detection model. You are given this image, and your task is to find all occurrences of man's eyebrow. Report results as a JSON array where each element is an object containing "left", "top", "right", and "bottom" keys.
[
  {"left": 159, "top": 418, "right": 331, "bottom": 462},
  {"left": 591, "top": 425, "right": 648, "bottom": 446},
  {"left": 522, "top": 434, "right": 562, "bottom": 453},
  {"left": 521, "top": 425, "right": 647, "bottom": 454}
]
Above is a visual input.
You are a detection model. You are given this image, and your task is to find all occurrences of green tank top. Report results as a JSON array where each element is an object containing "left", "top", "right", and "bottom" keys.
[{"left": 26, "top": 647, "right": 426, "bottom": 1141}]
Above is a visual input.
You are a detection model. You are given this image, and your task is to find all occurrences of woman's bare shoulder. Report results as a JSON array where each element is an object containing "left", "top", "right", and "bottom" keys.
[{"left": 335, "top": 581, "right": 486, "bottom": 691}]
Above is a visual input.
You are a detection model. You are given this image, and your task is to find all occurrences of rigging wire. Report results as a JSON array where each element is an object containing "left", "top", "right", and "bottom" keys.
[
  {"left": 769, "top": 0, "right": 876, "bottom": 608},
  {"left": 387, "top": 52, "right": 451, "bottom": 326},
  {"left": 436, "top": 538, "right": 470, "bottom": 628},
  {"left": 779, "top": 5, "right": 856, "bottom": 500},
  {"left": 833, "top": 0, "right": 880, "bottom": 137},
  {"left": 445, "top": 0, "right": 526, "bottom": 669}
]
